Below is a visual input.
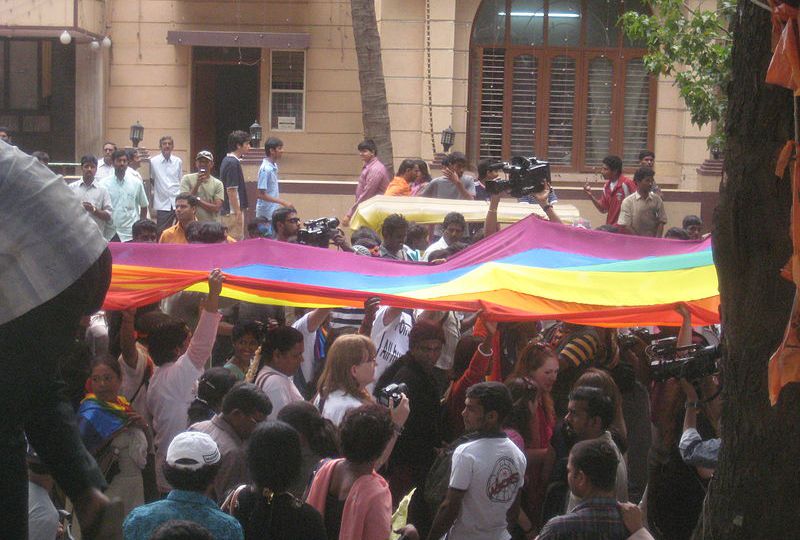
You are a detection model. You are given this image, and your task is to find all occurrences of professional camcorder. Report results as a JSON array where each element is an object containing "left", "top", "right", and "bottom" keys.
[
  {"left": 297, "top": 217, "right": 340, "bottom": 248},
  {"left": 646, "top": 337, "right": 721, "bottom": 383},
  {"left": 618, "top": 328, "right": 654, "bottom": 351},
  {"left": 376, "top": 382, "right": 408, "bottom": 408},
  {"left": 484, "top": 156, "right": 551, "bottom": 198}
]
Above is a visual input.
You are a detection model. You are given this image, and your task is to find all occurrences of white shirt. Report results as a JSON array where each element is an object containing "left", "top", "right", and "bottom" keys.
[
  {"left": 255, "top": 365, "right": 304, "bottom": 421},
  {"left": 314, "top": 390, "right": 364, "bottom": 426},
  {"left": 369, "top": 306, "right": 413, "bottom": 392},
  {"left": 96, "top": 160, "right": 114, "bottom": 181},
  {"left": 292, "top": 312, "right": 318, "bottom": 384},
  {"left": 69, "top": 179, "right": 113, "bottom": 232},
  {"left": 1, "top": 142, "right": 107, "bottom": 325},
  {"left": 150, "top": 152, "right": 184, "bottom": 211},
  {"left": 146, "top": 309, "right": 221, "bottom": 491},
  {"left": 118, "top": 343, "right": 151, "bottom": 420},
  {"left": 448, "top": 436, "right": 526, "bottom": 540},
  {"left": 423, "top": 236, "right": 450, "bottom": 261}
]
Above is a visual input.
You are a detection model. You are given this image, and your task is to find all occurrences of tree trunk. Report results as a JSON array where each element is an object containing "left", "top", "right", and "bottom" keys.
[
  {"left": 350, "top": 0, "right": 395, "bottom": 175},
  {"left": 701, "top": 0, "right": 800, "bottom": 537}
]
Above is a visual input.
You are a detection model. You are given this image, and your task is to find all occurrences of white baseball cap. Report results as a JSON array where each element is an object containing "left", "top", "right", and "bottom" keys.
[{"left": 166, "top": 432, "right": 220, "bottom": 470}]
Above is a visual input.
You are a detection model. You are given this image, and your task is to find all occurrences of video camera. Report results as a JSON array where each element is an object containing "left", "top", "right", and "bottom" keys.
[
  {"left": 297, "top": 217, "right": 340, "bottom": 248},
  {"left": 484, "top": 156, "right": 551, "bottom": 198},
  {"left": 646, "top": 337, "right": 721, "bottom": 383},
  {"left": 618, "top": 328, "right": 654, "bottom": 351},
  {"left": 376, "top": 382, "right": 408, "bottom": 408}
]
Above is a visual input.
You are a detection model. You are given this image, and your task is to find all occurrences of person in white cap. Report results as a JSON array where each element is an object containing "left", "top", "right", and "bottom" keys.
[
  {"left": 122, "top": 431, "right": 243, "bottom": 540},
  {"left": 179, "top": 150, "right": 225, "bottom": 222}
]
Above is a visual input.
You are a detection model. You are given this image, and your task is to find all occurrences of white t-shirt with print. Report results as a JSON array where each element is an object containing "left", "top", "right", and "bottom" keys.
[
  {"left": 447, "top": 436, "right": 527, "bottom": 540},
  {"left": 314, "top": 390, "right": 364, "bottom": 426},
  {"left": 369, "top": 306, "right": 413, "bottom": 392},
  {"left": 292, "top": 312, "right": 318, "bottom": 384}
]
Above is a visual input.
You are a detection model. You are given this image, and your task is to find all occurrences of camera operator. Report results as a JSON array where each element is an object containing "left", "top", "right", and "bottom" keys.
[
  {"left": 272, "top": 207, "right": 353, "bottom": 252},
  {"left": 678, "top": 378, "right": 721, "bottom": 470}
]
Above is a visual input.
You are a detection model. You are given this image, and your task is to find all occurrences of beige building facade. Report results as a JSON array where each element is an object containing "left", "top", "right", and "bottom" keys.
[{"left": 1, "top": 0, "right": 720, "bottom": 228}]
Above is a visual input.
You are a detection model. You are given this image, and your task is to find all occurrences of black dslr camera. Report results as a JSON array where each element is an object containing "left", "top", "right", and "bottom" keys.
[
  {"left": 485, "top": 156, "right": 551, "bottom": 198},
  {"left": 297, "top": 217, "right": 340, "bottom": 248},
  {"left": 376, "top": 382, "right": 408, "bottom": 408},
  {"left": 646, "top": 337, "right": 721, "bottom": 383}
]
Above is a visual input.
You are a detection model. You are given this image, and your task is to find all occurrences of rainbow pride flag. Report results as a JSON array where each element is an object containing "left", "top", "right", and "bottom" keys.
[{"left": 106, "top": 216, "right": 719, "bottom": 327}]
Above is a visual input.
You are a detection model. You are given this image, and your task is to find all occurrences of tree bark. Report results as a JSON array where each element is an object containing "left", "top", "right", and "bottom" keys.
[
  {"left": 701, "top": 0, "right": 800, "bottom": 537},
  {"left": 350, "top": 0, "right": 395, "bottom": 175}
]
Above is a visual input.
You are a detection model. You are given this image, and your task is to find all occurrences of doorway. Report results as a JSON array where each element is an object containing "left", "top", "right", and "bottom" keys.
[{"left": 191, "top": 47, "right": 260, "bottom": 175}]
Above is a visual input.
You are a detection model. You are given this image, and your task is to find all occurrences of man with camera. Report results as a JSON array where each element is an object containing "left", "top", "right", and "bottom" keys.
[
  {"left": 180, "top": 151, "right": 224, "bottom": 222},
  {"left": 374, "top": 320, "right": 446, "bottom": 511}
]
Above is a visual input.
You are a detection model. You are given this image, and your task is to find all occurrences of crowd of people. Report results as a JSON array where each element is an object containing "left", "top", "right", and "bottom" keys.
[{"left": 2, "top": 129, "right": 721, "bottom": 540}]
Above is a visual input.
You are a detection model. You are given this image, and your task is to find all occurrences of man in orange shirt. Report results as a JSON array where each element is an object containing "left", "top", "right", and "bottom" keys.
[
  {"left": 159, "top": 193, "right": 198, "bottom": 244},
  {"left": 385, "top": 159, "right": 419, "bottom": 196}
]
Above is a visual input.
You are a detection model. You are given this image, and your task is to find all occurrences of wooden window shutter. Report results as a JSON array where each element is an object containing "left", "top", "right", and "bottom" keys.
[
  {"left": 547, "top": 55, "right": 576, "bottom": 166},
  {"left": 479, "top": 48, "right": 506, "bottom": 161},
  {"left": 584, "top": 57, "right": 614, "bottom": 165},
  {"left": 510, "top": 54, "right": 538, "bottom": 156},
  {"left": 623, "top": 58, "right": 651, "bottom": 163}
]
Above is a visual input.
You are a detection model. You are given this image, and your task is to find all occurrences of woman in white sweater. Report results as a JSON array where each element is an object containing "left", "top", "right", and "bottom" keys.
[{"left": 314, "top": 334, "right": 378, "bottom": 426}]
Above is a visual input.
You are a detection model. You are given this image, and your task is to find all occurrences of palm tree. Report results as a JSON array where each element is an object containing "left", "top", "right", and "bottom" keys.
[{"left": 350, "top": 0, "right": 395, "bottom": 175}]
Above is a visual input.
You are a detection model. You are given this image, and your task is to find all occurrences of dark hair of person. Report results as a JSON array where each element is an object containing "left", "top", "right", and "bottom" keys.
[
  {"left": 264, "top": 137, "right": 284, "bottom": 153},
  {"left": 233, "top": 320, "right": 264, "bottom": 343},
  {"left": 175, "top": 192, "right": 199, "bottom": 207},
  {"left": 147, "top": 319, "right": 191, "bottom": 366},
  {"left": 445, "top": 242, "right": 468, "bottom": 256},
  {"left": 340, "top": 404, "right": 393, "bottom": 464},
  {"left": 405, "top": 224, "right": 428, "bottom": 248},
  {"left": 188, "top": 368, "right": 238, "bottom": 424},
  {"left": 134, "top": 309, "right": 172, "bottom": 338},
  {"left": 185, "top": 220, "right": 202, "bottom": 243},
  {"left": 272, "top": 206, "right": 297, "bottom": 227},
  {"left": 80, "top": 154, "right": 98, "bottom": 166},
  {"left": 159, "top": 135, "right": 174, "bottom": 146},
  {"left": 427, "top": 248, "right": 451, "bottom": 261},
  {"left": 477, "top": 158, "right": 494, "bottom": 181},
  {"left": 351, "top": 226, "right": 381, "bottom": 248},
  {"left": 451, "top": 335, "right": 482, "bottom": 381},
  {"left": 442, "top": 151, "right": 468, "bottom": 167},
  {"left": 111, "top": 149, "right": 127, "bottom": 161},
  {"left": 570, "top": 438, "right": 619, "bottom": 491},
  {"left": 415, "top": 159, "right": 431, "bottom": 182},
  {"left": 247, "top": 216, "right": 271, "bottom": 238},
  {"left": 633, "top": 167, "right": 655, "bottom": 183},
  {"left": 682, "top": 214, "right": 702, "bottom": 228},
  {"left": 125, "top": 148, "right": 138, "bottom": 161},
  {"left": 504, "top": 377, "right": 539, "bottom": 444},
  {"left": 103, "top": 141, "right": 117, "bottom": 150},
  {"left": 227, "top": 130, "right": 251, "bottom": 151},
  {"left": 132, "top": 219, "right": 158, "bottom": 240},
  {"left": 197, "top": 221, "right": 227, "bottom": 243},
  {"left": 246, "top": 421, "right": 302, "bottom": 493},
  {"left": 256, "top": 326, "right": 304, "bottom": 373},
  {"left": 222, "top": 382, "right": 273, "bottom": 416},
  {"left": 409, "top": 319, "right": 445, "bottom": 348},
  {"left": 277, "top": 401, "right": 340, "bottom": 458},
  {"left": 595, "top": 224, "right": 620, "bottom": 234},
  {"left": 442, "top": 211, "right": 467, "bottom": 230},
  {"left": 357, "top": 139, "right": 377, "bottom": 154},
  {"left": 638, "top": 150, "right": 655, "bottom": 161},
  {"left": 397, "top": 159, "right": 416, "bottom": 176},
  {"left": 568, "top": 386, "right": 614, "bottom": 431},
  {"left": 466, "top": 381, "right": 513, "bottom": 424},
  {"left": 602, "top": 155, "right": 623, "bottom": 174},
  {"left": 163, "top": 462, "right": 221, "bottom": 492},
  {"left": 149, "top": 520, "right": 213, "bottom": 540},
  {"left": 382, "top": 213, "right": 408, "bottom": 236},
  {"left": 32, "top": 151, "right": 50, "bottom": 164},
  {"left": 664, "top": 227, "right": 690, "bottom": 240},
  {"left": 0, "top": 126, "right": 10, "bottom": 135}
]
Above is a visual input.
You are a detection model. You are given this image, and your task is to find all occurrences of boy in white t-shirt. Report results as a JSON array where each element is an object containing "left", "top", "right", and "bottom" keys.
[{"left": 428, "top": 381, "right": 526, "bottom": 540}]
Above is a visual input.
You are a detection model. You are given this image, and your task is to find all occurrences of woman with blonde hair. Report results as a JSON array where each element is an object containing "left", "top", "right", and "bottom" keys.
[{"left": 314, "top": 334, "right": 379, "bottom": 426}]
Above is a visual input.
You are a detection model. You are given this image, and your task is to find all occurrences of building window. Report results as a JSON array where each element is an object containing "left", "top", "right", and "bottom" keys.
[
  {"left": 270, "top": 50, "right": 305, "bottom": 131},
  {"left": 469, "top": 0, "right": 655, "bottom": 171}
]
